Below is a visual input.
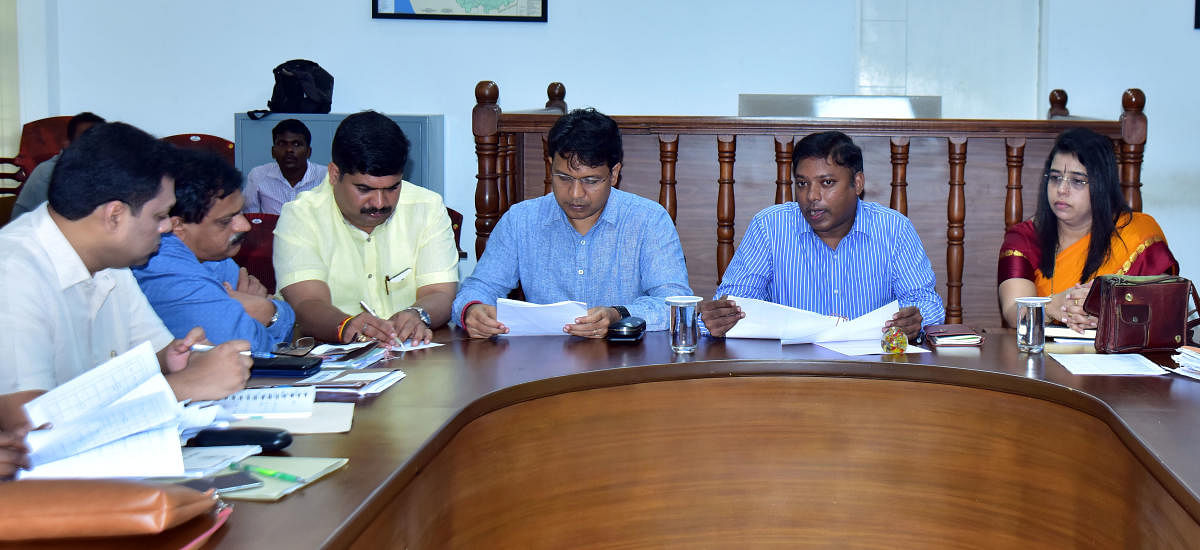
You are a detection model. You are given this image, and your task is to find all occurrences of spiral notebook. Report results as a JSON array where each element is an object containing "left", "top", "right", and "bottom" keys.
[{"left": 214, "top": 387, "right": 315, "bottom": 419}]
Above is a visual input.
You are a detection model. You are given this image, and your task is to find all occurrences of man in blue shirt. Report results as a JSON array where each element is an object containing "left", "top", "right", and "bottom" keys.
[
  {"left": 453, "top": 108, "right": 691, "bottom": 338},
  {"left": 134, "top": 149, "right": 295, "bottom": 352},
  {"left": 700, "top": 131, "right": 943, "bottom": 340}
]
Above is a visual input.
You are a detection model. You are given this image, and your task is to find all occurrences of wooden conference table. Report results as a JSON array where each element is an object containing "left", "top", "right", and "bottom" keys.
[{"left": 130, "top": 329, "right": 1200, "bottom": 547}]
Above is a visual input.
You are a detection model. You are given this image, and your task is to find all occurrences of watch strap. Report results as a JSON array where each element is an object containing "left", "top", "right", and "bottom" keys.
[{"left": 612, "top": 305, "right": 631, "bottom": 319}]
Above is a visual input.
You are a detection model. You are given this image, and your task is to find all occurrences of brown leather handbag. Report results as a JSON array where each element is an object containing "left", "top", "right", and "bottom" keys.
[{"left": 1082, "top": 275, "right": 1200, "bottom": 353}]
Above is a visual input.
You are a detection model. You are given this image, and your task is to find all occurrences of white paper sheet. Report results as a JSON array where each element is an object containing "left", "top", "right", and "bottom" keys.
[
  {"left": 1049, "top": 353, "right": 1166, "bottom": 375},
  {"left": 21, "top": 426, "right": 184, "bottom": 479},
  {"left": 815, "top": 340, "right": 931, "bottom": 356},
  {"left": 497, "top": 298, "right": 587, "bottom": 336},
  {"left": 791, "top": 301, "right": 901, "bottom": 344},
  {"left": 233, "top": 402, "right": 354, "bottom": 434},
  {"left": 24, "top": 341, "right": 163, "bottom": 427},
  {"left": 723, "top": 298, "right": 902, "bottom": 346}
]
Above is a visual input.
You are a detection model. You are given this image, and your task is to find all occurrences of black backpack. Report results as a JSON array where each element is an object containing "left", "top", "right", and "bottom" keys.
[{"left": 248, "top": 59, "right": 334, "bottom": 120}]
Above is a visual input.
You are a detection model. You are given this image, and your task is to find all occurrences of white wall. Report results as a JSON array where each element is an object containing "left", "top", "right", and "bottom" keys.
[
  {"left": 15, "top": 0, "right": 1198, "bottom": 280},
  {"left": 1040, "top": 0, "right": 1200, "bottom": 281},
  {"left": 17, "top": 0, "right": 858, "bottom": 273}
]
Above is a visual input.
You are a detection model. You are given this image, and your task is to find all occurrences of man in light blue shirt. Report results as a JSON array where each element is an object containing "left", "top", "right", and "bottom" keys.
[
  {"left": 453, "top": 108, "right": 691, "bottom": 338},
  {"left": 134, "top": 149, "right": 295, "bottom": 352},
  {"left": 701, "top": 131, "right": 943, "bottom": 340}
]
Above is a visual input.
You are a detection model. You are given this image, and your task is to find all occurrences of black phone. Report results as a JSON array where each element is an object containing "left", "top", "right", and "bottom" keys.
[
  {"left": 188, "top": 427, "right": 293, "bottom": 451},
  {"left": 250, "top": 355, "right": 322, "bottom": 377},
  {"left": 179, "top": 471, "right": 263, "bottom": 494},
  {"left": 607, "top": 316, "right": 646, "bottom": 343}
]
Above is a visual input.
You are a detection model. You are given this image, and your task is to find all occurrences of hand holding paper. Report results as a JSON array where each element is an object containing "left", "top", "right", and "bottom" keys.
[{"left": 496, "top": 299, "right": 588, "bottom": 336}]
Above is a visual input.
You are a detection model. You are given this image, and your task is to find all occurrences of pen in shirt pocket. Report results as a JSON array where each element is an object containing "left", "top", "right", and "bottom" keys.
[{"left": 384, "top": 268, "right": 412, "bottom": 295}]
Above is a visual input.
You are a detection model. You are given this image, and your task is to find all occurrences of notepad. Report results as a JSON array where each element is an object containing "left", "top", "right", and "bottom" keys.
[
  {"left": 214, "top": 386, "right": 316, "bottom": 419},
  {"left": 220, "top": 456, "right": 349, "bottom": 502},
  {"left": 233, "top": 402, "right": 354, "bottom": 433}
]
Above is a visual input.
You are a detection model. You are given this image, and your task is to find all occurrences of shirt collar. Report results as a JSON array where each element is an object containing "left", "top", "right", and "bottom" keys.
[{"left": 31, "top": 204, "right": 98, "bottom": 290}]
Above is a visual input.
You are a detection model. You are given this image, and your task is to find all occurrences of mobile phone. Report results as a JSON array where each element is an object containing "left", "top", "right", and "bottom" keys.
[{"left": 180, "top": 471, "right": 264, "bottom": 494}]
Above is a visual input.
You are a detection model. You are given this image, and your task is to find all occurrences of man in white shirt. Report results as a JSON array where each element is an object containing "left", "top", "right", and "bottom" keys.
[
  {"left": 243, "top": 119, "right": 325, "bottom": 215},
  {"left": 0, "top": 122, "right": 251, "bottom": 400}
]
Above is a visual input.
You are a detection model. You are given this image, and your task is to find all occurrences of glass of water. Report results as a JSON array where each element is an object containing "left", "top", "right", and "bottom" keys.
[
  {"left": 1015, "top": 296, "right": 1052, "bottom": 353},
  {"left": 666, "top": 296, "right": 702, "bottom": 353}
]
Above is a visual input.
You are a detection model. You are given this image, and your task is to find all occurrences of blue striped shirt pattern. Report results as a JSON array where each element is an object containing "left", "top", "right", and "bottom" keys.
[
  {"left": 453, "top": 188, "right": 692, "bottom": 331},
  {"left": 714, "top": 200, "right": 945, "bottom": 327}
]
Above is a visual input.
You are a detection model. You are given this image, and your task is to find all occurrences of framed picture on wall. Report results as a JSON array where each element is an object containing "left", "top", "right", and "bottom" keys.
[{"left": 373, "top": 0, "right": 546, "bottom": 22}]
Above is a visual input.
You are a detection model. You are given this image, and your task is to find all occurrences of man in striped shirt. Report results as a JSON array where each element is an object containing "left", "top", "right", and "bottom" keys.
[{"left": 700, "top": 131, "right": 943, "bottom": 340}]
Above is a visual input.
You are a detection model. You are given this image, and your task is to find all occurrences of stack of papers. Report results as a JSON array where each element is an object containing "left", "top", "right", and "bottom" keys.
[
  {"left": 497, "top": 299, "right": 587, "bottom": 336},
  {"left": 293, "top": 368, "right": 407, "bottom": 401},
  {"left": 213, "top": 386, "right": 315, "bottom": 419},
  {"left": 1046, "top": 326, "right": 1096, "bottom": 343},
  {"left": 725, "top": 298, "right": 925, "bottom": 354},
  {"left": 1171, "top": 346, "right": 1200, "bottom": 380},
  {"left": 181, "top": 445, "right": 262, "bottom": 478}
]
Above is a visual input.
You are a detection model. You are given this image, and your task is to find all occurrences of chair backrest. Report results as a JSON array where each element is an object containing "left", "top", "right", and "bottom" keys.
[
  {"left": 233, "top": 213, "right": 279, "bottom": 294},
  {"left": 162, "top": 134, "right": 236, "bottom": 166},
  {"left": 446, "top": 207, "right": 467, "bottom": 260},
  {"left": 11, "top": 116, "right": 71, "bottom": 177}
]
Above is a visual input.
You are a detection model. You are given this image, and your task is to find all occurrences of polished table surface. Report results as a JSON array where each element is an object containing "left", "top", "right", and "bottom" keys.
[{"left": 200, "top": 328, "right": 1200, "bottom": 548}]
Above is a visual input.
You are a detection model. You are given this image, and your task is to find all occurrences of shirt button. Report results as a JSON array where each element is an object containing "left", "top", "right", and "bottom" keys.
[
  {"left": 580, "top": 240, "right": 586, "bottom": 245},
  {"left": 833, "top": 289, "right": 839, "bottom": 294},
  {"left": 577, "top": 269, "right": 584, "bottom": 275},
  {"left": 367, "top": 274, "right": 373, "bottom": 279}
]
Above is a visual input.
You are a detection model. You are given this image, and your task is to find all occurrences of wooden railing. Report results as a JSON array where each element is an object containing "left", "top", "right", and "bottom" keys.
[{"left": 472, "top": 81, "right": 1147, "bottom": 326}]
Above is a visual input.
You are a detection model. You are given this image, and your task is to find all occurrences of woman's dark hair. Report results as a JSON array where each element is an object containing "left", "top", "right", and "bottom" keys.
[{"left": 1033, "top": 127, "right": 1130, "bottom": 283}]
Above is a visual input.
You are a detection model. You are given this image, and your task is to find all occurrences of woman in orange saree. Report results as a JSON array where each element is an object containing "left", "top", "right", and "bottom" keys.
[{"left": 997, "top": 128, "right": 1178, "bottom": 331}]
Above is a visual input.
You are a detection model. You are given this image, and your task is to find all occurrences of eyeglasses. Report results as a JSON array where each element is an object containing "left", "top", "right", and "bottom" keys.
[
  {"left": 1046, "top": 172, "right": 1088, "bottom": 191},
  {"left": 552, "top": 172, "right": 611, "bottom": 187}
]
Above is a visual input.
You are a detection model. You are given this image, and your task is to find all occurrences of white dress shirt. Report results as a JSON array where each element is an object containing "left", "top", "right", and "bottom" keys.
[
  {"left": 0, "top": 204, "right": 173, "bottom": 392},
  {"left": 243, "top": 160, "right": 327, "bottom": 215}
]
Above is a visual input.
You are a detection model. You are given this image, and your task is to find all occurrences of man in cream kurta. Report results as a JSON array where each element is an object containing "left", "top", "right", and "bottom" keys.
[{"left": 274, "top": 111, "right": 458, "bottom": 346}]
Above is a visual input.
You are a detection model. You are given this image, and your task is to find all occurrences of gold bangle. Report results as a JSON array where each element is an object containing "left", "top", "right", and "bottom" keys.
[{"left": 336, "top": 315, "right": 355, "bottom": 343}]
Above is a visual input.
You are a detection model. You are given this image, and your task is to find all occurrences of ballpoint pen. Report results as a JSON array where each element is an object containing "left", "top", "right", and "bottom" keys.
[
  {"left": 229, "top": 463, "right": 309, "bottom": 483},
  {"left": 191, "top": 343, "right": 272, "bottom": 359}
]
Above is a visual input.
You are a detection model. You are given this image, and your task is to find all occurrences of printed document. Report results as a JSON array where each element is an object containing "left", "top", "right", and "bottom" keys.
[
  {"left": 497, "top": 298, "right": 588, "bottom": 336},
  {"left": 724, "top": 298, "right": 902, "bottom": 346}
]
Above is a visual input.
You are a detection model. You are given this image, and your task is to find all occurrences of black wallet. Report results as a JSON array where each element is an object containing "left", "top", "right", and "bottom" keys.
[{"left": 250, "top": 355, "right": 322, "bottom": 377}]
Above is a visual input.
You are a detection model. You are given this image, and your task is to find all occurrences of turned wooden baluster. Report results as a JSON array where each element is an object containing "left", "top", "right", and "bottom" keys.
[
  {"left": 774, "top": 136, "right": 794, "bottom": 204},
  {"left": 508, "top": 132, "right": 523, "bottom": 207},
  {"left": 497, "top": 132, "right": 512, "bottom": 214},
  {"left": 889, "top": 137, "right": 910, "bottom": 215},
  {"left": 945, "top": 137, "right": 967, "bottom": 324},
  {"left": 1047, "top": 89, "right": 1069, "bottom": 118},
  {"left": 1004, "top": 137, "right": 1026, "bottom": 229},
  {"left": 542, "top": 135, "right": 552, "bottom": 196},
  {"left": 658, "top": 134, "right": 679, "bottom": 222},
  {"left": 545, "top": 82, "right": 567, "bottom": 112},
  {"left": 1118, "top": 88, "right": 1146, "bottom": 211},
  {"left": 716, "top": 135, "right": 737, "bottom": 281},
  {"left": 472, "top": 81, "right": 501, "bottom": 258}
]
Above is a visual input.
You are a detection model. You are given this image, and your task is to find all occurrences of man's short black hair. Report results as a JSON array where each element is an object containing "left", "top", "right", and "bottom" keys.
[
  {"left": 170, "top": 148, "right": 244, "bottom": 224},
  {"left": 546, "top": 108, "right": 623, "bottom": 169},
  {"left": 48, "top": 122, "right": 176, "bottom": 220},
  {"left": 793, "top": 131, "right": 864, "bottom": 175},
  {"left": 330, "top": 111, "right": 409, "bottom": 177},
  {"left": 66, "top": 112, "right": 105, "bottom": 142},
  {"left": 271, "top": 118, "right": 312, "bottom": 147}
]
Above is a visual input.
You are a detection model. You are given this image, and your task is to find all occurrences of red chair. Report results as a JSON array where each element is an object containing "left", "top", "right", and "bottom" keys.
[
  {"left": 233, "top": 213, "right": 278, "bottom": 294},
  {"left": 0, "top": 116, "right": 72, "bottom": 187},
  {"left": 163, "top": 134, "right": 235, "bottom": 166}
]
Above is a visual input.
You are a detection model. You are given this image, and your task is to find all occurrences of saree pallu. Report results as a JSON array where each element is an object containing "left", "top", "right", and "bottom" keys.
[{"left": 998, "top": 212, "right": 1179, "bottom": 296}]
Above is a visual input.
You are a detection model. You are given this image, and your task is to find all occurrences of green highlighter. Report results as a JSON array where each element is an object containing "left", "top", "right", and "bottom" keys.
[{"left": 230, "top": 463, "right": 309, "bottom": 483}]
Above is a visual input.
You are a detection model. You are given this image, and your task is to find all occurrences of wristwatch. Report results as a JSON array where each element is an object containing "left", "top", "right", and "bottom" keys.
[
  {"left": 266, "top": 303, "right": 279, "bottom": 327},
  {"left": 611, "top": 305, "right": 631, "bottom": 319},
  {"left": 405, "top": 305, "right": 432, "bottom": 328}
]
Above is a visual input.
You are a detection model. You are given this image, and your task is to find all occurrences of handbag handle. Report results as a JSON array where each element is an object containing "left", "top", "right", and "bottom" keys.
[{"left": 1188, "top": 283, "right": 1200, "bottom": 345}]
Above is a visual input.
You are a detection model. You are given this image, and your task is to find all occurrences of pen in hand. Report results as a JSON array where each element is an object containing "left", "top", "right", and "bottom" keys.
[
  {"left": 191, "top": 343, "right": 270, "bottom": 359},
  {"left": 229, "top": 463, "right": 308, "bottom": 483}
]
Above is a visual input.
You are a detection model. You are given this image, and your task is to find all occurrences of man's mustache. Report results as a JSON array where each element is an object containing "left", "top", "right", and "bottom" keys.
[
  {"left": 229, "top": 232, "right": 247, "bottom": 247},
  {"left": 360, "top": 206, "right": 393, "bottom": 216}
]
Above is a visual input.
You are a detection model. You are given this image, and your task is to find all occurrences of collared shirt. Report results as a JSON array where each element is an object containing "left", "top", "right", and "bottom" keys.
[
  {"left": 452, "top": 189, "right": 692, "bottom": 331},
  {"left": 715, "top": 200, "right": 945, "bottom": 327},
  {"left": 9, "top": 153, "right": 57, "bottom": 221},
  {"left": 132, "top": 234, "right": 296, "bottom": 353},
  {"left": 0, "top": 204, "right": 173, "bottom": 392},
  {"left": 243, "top": 160, "right": 327, "bottom": 215},
  {"left": 274, "top": 179, "right": 459, "bottom": 318}
]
